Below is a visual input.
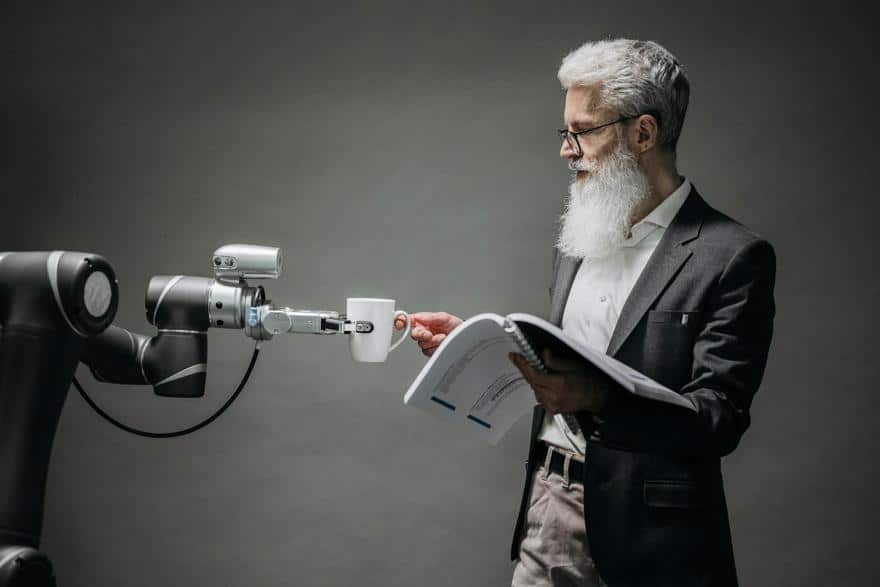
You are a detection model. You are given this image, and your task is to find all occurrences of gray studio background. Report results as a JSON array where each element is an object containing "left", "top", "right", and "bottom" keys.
[{"left": 1, "top": 1, "right": 876, "bottom": 585}]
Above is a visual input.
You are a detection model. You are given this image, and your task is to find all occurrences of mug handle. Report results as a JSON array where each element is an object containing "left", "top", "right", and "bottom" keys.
[{"left": 388, "top": 310, "right": 411, "bottom": 353}]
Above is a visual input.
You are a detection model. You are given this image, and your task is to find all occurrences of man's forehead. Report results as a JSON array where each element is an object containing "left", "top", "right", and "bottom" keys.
[{"left": 564, "top": 85, "right": 610, "bottom": 124}]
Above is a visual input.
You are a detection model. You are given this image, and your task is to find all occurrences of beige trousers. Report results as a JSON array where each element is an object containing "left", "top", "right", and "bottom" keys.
[{"left": 511, "top": 445, "right": 606, "bottom": 587}]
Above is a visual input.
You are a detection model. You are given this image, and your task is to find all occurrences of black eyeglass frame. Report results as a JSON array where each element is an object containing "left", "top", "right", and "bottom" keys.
[{"left": 557, "top": 111, "right": 659, "bottom": 157}]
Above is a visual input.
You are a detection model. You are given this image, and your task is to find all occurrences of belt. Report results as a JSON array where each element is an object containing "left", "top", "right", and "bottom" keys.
[{"left": 535, "top": 442, "right": 585, "bottom": 484}]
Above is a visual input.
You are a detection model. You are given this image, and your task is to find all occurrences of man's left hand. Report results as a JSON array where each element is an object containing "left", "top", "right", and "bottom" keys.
[{"left": 508, "top": 349, "right": 609, "bottom": 414}]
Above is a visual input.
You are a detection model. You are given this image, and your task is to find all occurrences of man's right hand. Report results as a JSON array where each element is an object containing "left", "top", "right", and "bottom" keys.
[{"left": 394, "top": 311, "right": 463, "bottom": 357}]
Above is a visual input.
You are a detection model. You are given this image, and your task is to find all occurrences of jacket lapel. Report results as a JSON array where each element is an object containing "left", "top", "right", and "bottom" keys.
[
  {"left": 604, "top": 187, "right": 707, "bottom": 357},
  {"left": 549, "top": 255, "right": 582, "bottom": 326}
]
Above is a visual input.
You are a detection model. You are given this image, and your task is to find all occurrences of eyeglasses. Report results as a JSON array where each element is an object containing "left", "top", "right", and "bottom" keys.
[{"left": 557, "top": 116, "right": 635, "bottom": 157}]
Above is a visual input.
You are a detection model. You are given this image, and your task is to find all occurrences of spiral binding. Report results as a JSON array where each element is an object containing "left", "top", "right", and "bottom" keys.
[
  {"left": 504, "top": 318, "right": 583, "bottom": 453},
  {"left": 504, "top": 319, "right": 545, "bottom": 372}
]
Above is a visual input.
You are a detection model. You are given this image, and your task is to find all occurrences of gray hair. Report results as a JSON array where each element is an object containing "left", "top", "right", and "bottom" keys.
[{"left": 558, "top": 39, "right": 690, "bottom": 152}]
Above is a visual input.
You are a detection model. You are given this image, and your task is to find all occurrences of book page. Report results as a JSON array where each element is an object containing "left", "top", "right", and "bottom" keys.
[{"left": 403, "top": 313, "right": 537, "bottom": 444}]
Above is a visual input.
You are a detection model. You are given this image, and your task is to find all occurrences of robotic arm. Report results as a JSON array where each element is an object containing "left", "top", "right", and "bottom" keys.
[
  {"left": 84, "top": 245, "right": 373, "bottom": 398},
  {"left": 78, "top": 245, "right": 380, "bottom": 446},
  {"left": 0, "top": 244, "right": 374, "bottom": 586}
]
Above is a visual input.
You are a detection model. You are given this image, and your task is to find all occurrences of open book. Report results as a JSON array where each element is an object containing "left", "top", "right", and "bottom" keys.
[{"left": 403, "top": 312, "right": 696, "bottom": 444}]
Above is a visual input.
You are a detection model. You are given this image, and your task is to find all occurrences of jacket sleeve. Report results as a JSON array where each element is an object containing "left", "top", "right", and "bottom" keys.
[{"left": 574, "top": 238, "right": 777, "bottom": 458}]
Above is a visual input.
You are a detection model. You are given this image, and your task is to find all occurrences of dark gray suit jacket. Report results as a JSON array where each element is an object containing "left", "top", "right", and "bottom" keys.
[{"left": 510, "top": 186, "right": 776, "bottom": 587}]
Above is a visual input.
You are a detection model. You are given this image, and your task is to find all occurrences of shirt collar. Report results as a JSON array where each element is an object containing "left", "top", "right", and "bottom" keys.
[{"left": 622, "top": 177, "right": 692, "bottom": 247}]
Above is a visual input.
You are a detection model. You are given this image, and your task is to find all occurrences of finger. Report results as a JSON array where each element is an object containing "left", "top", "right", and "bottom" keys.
[
  {"left": 531, "top": 380, "right": 555, "bottom": 396},
  {"left": 531, "top": 385, "right": 556, "bottom": 412},
  {"left": 508, "top": 353, "right": 530, "bottom": 380},
  {"left": 509, "top": 353, "right": 544, "bottom": 385},
  {"left": 409, "top": 312, "right": 439, "bottom": 327},
  {"left": 411, "top": 327, "right": 433, "bottom": 342},
  {"left": 408, "top": 312, "right": 430, "bottom": 324},
  {"left": 430, "top": 333, "right": 446, "bottom": 346},
  {"left": 417, "top": 312, "right": 445, "bottom": 326},
  {"left": 406, "top": 313, "right": 434, "bottom": 333},
  {"left": 414, "top": 312, "right": 461, "bottom": 334},
  {"left": 508, "top": 352, "right": 527, "bottom": 374},
  {"left": 394, "top": 316, "right": 410, "bottom": 330},
  {"left": 514, "top": 355, "right": 556, "bottom": 386}
]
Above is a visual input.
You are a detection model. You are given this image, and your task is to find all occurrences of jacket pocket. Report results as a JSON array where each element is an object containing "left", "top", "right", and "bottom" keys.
[
  {"left": 643, "top": 480, "right": 704, "bottom": 509},
  {"left": 647, "top": 310, "right": 701, "bottom": 326}
]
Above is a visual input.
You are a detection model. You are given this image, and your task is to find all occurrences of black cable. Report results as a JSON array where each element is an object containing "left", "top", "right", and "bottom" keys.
[{"left": 71, "top": 343, "right": 261, "bottom": 438}]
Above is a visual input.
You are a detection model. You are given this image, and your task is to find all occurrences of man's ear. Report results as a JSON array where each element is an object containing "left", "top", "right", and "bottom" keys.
[{"left": 634, "top": 113, "right": 659, "bottom": 154}]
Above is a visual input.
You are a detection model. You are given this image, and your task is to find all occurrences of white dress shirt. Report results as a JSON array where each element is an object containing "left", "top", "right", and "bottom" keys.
[{"left": 539, "top": 177, "right": 692, "bottom": 454}]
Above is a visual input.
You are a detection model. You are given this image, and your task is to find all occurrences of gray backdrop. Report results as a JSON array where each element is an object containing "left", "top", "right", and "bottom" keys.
[{"left": 2, "top": 1, "right": 876, "bottom": 585}]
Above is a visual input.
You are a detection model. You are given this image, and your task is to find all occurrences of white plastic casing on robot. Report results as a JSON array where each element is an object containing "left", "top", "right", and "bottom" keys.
[{"left": 212, "top": 244, "right": 282, "bottom": 280}]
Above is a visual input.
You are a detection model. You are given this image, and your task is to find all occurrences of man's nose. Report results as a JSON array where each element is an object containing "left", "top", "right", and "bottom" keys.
[{"left": 560, "top": 137, "right": 579, "bottom": 160}]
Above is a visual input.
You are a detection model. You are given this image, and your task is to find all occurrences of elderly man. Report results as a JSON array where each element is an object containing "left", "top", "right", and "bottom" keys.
[{"left": 395, "top": 39, "right": 775, "bottom": 586}]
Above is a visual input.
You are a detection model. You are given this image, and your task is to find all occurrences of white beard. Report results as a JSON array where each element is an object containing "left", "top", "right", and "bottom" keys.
[{"left": 555, "top": 143, "right": 652, "bottom": 260}]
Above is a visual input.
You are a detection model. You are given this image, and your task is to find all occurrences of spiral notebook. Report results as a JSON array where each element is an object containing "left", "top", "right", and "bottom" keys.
[{"left": 403, "top": 312, "right": 696, "bottom": 445}]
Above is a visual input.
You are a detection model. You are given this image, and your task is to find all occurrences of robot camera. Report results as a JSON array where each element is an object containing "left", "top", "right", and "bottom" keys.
[{"left": 212, "top": 244, "right": 282, "bottom": 281}]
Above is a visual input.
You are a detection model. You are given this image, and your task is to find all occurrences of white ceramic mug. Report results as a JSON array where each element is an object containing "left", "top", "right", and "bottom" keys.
[{"left": 346, "top": 298, "right": 410, "bottom": 363}]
